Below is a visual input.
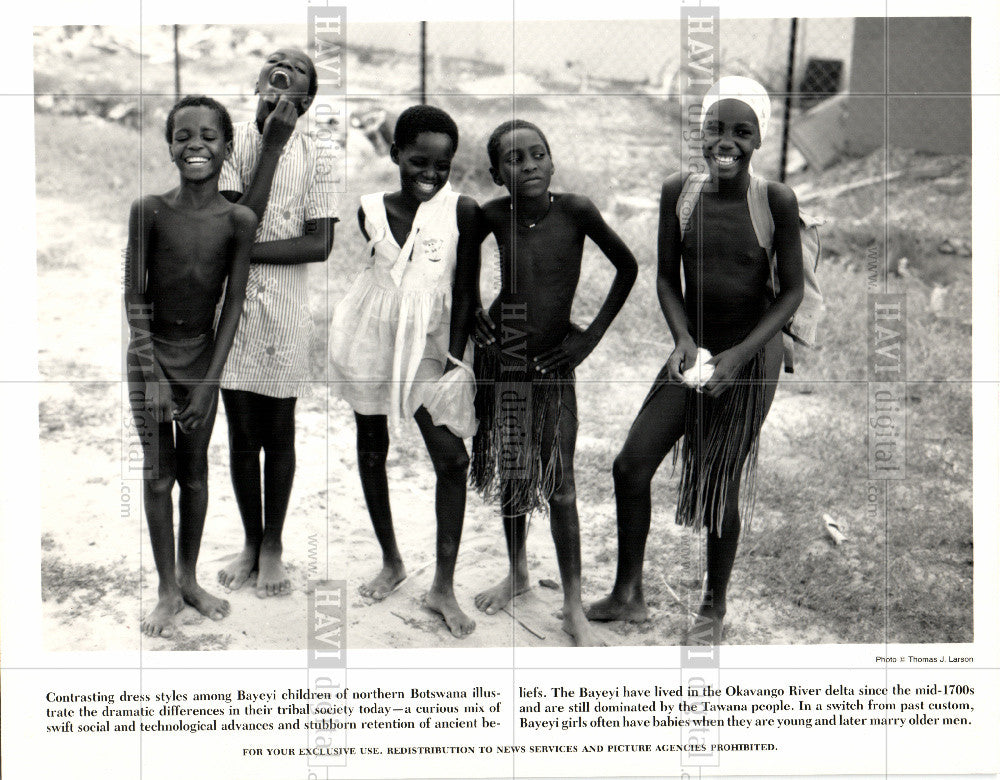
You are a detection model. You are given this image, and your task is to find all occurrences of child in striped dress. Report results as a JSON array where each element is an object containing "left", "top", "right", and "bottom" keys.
[
  {"left": 215, "top": 48, "right": 338, "bottom": 598},
  {"left": 330, "top": 106, "right": 481, "bottom": 638}
]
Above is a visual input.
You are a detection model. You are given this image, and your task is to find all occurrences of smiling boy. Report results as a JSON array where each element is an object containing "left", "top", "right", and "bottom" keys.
[
  {"left": 125, "top": 96, "right": 256, "bottom": 637},
  {"left": 215, "top": 47, "right": 339, "bottom": 598}
]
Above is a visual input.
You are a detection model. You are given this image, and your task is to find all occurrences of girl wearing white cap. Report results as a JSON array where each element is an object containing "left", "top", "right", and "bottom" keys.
[{"left": 588, "top": 77, "right": 804, "bottom": 644}]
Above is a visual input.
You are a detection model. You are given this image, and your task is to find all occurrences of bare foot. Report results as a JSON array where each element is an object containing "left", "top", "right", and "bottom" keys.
[
  {"left": 358, "top": 561, "right": 406, "bottom": 601},
  {"left": 141, "top": 590, "right": 184, "bottom": 638},
  {"left": 586, "top": 593, "right": 649, "bottom": 623},
  {"left": 474, "top": 571, "right": 529, "bottom": 615},
  {"left": 683, "top": 612, "right": 724, "bottom": 646},
  {"left": 179, "top": 577, "right": 230, "bottom": 621},
  {"left": 256, "top": 544, "right": 291, "bottom": 598},
  {"left": 218, "top": 544, "right": 258, "bottom": 590},
  {"left": 560, "top": 606, "right": 605, "bottom": 647},
  {"left": 423, "top": 589, "right": 476, "bottom": 638}
]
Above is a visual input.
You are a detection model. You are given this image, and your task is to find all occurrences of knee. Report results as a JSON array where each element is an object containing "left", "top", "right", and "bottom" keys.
[
  {"left": 356, "top": 426, "right": 389, "bottom": 469},
  {"left": 357, "top": 447, "right": 387, "bottom": 472},
  {"left": 228, "top": 427, "right": 262, "bottom": 455},
  {"left": 176, "top": 462, "right": 208, "bottom": 494},
  {"left": 263, "top": 437, "right": 296, "bottom": 459},
  {"left": 549, "top": 485, "right": 577, "bottom": 513},
  {"left": 612, "top": 453, "right": 630, "bottom": 481},
  {"left": 437, "top": 537, "right": 459, "bottom": 560},
  {"left": 613, "top": 452, "right": 651, "bottom": 493},
  {"left": 263, "top": 422, "right": 296, "bottom": 455},
  {"left": 722, "top": 483, "right": 742, "bottom": 521},
  {"left": 146, "top": 473, "right": 175, "bottom": 498},
  {"left": 431, "top": 448, "right": 470, "bottom": 480}
]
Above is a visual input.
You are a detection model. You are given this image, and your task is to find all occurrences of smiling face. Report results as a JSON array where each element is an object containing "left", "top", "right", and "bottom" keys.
[
  {"left": 391, "top": 131, "right": 455, "bottom": 203},
  {"left": 701, "top": 98, "right": 761, "bottom": 179},
  {"left": 169, "top": 106, "right": 231, "bottom": 182},
  {"left": 255, "top": 48, "right": 316, "bottom": 115},
  {"left": 490, "top": 127, "right": 553, "bottom": 198}
]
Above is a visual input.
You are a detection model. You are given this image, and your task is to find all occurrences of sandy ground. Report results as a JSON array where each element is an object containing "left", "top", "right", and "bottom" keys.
[
  {"left": 36, "top": 191, "right": 835, "bottom": 651},
  {"left": 39, "top": 380, "right": 837, "bottom": 653}
]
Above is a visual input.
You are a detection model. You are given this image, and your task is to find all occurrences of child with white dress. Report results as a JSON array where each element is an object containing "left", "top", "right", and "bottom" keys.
[{"left": 330, "top": 105, "right": 481, "bottom": 638}]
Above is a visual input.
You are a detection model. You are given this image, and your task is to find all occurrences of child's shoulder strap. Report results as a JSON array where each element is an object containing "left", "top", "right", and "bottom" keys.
[
  {"left": 675, "top": 172, "right": 710, "bottom": 240},
  {"left": 748, "top": 176, "right": 780, "bottom": 320},
  {"left": 359, "top": 191, "right": 385, "bottom": 214},
  {"left": 359, "top": 192, "right": 389, "bottom": 244},
  {"left": 360, "top": 192, "right": 388, "bottom": 225},
  {"left": 747, "top": 175, "right": 774, "bottom": 251},
  {"left": 443, "top": 187, "right": 462, "bottom": 229}
]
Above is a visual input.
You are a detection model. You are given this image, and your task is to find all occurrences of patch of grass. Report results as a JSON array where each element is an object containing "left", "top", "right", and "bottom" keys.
[
  {"left": 36, "top": 114, "right": 145, "bottom": 218},
  {"left": 39, "top": 383, "right": 120, "bottom": 446},
  {"left": 41, "top": 554, "right": 140, "bottom": 605}
]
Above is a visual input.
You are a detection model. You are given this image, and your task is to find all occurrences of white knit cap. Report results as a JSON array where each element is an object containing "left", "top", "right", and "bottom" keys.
[{"left": 700, "top": 76, "right": 771, "bottom": 143}]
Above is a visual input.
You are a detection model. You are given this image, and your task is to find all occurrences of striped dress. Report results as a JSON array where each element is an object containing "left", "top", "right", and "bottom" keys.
[{"left": 219, "top": 121, "right": 339, "bottom": 398}]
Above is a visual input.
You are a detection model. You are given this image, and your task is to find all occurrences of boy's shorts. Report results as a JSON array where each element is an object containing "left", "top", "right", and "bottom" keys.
[{"left": 127, "top": 332, "right": 217, "bottom": 427}]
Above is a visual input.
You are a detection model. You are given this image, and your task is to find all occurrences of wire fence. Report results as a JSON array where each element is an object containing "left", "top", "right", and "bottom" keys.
[
  {"left": 33, "top": 18, "right": 970, "bottom": 199},
  {"left": 341, "top": 16, "right": 968, "bottom": 177},
  {"left": 336, "top": 17, "right": 855, "bottom": 184}
]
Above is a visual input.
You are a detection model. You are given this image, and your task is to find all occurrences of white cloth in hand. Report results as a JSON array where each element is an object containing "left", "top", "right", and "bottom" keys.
[
  {"left": 682, "top": 348, "right": 715, "bottom": 390},
  {"left": 424, "top": 356, "right": 478, "bottom": 438}
]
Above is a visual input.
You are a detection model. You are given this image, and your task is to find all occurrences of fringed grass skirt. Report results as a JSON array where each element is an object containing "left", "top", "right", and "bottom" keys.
[
  {"left": 470, "top": 343, "right": 570, "bottom": 516},
  {"left": 671, "top": 348, "right": 767, "bottom": 535}
]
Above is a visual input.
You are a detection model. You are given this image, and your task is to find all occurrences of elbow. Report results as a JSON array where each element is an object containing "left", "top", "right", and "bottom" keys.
[
  {"left": 624, "top": 259, "right": 639, "bottom": 287},
  {"left": 322, "top": 226, "right": 335, "bottom": 259},
  {"left": 614, "top": 257, "right": 638, "bottom": 294},
  {"left": 309, "top": 235, "right": 333, "bottom": 264},
  {"left": 319, "top": 232, "right": 335, "bottom": 262}
]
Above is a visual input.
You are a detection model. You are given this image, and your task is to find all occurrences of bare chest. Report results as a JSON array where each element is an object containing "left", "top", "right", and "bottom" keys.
[
  {"left": 150, "top": 209, "right": 234, "bottom": 286},
  {"left": 686, "top": 196, "right": 767, "bottom": 267}
]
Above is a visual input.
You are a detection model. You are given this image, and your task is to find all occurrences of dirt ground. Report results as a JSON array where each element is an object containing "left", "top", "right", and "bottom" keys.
[{"left": 36, "top": 195, "right": 834, "bottom": 651}]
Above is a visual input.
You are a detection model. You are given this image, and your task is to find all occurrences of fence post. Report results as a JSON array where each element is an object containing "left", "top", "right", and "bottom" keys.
[
  {"left": 419, "top": 21, "right": 427, "bottom": 103},
  {"left": 779, "top": 18, "right": 798, "bottom": 183},
  {"left": 173, "top": 25, "right": 181, "bottom": 102}
]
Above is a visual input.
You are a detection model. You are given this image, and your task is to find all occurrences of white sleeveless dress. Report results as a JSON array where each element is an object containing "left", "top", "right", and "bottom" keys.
[{"left": 329, "top": 183, "right": 461, "bottom": 426}]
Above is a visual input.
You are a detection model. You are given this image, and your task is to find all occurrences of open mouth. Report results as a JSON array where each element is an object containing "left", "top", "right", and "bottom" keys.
[
  {"left": 713, "top": 153, "right": 740, "bottom": 168},
  {"left": 414, "top": 181, "right": 438, "bottom": 194},
  {"left": 184, "top": 156, "right": 210, "bottom": 166},
  {"left": 268, "top": 69, "right": 290, "bottom": 89}
]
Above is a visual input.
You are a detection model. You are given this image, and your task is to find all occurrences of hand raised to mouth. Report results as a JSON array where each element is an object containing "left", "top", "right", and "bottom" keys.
[{"left": 262, "top": 96, "right": 298, "bottom": 153}]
